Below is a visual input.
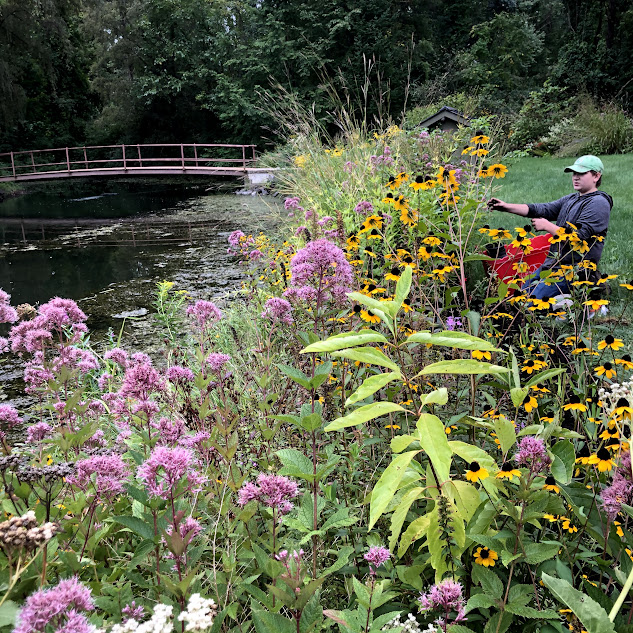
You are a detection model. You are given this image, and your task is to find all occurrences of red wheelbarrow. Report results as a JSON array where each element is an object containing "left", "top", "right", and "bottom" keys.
[{"left": 483, "top": 234, "right": 552, "bottom": 287}]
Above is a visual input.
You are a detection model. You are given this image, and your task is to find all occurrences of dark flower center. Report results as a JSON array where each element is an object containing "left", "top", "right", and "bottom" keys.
[
  {"left": 616, "top": 397, "right": 629, "bottom": 408},
  {"left": 597, "top": 448, "right": 611, "bottom": 460},
  {"left": 603, "top": 362, "right": 612, "bottom": 370},
  {"left": 605, "top": 335, "right": 615, "bottom": 344},
  {"left": 569, "top": 394, "right": 581, "bottom": 404},
  {"left": 469, "top": 461, "right": 480, "bottom": 471},
  {"left": 501, "top": 462, "right": 513, "bottom": 472},
  {"left": 480, "top": 549, "right": 490, "bottom": 558},
  {"left": 353, "top": 305, "right": 361, "bottom": 313},
  {"left": 545, "top": 476, "right": 556, "bottom": 485}
]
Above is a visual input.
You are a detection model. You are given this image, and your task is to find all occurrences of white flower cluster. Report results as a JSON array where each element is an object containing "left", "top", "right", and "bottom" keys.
[
  {"left": 177, "top": 594, "right": 217, "bottom": 631},
  {"left": 381, "top": 613, "right": 436, "bottom": 633},
  {"left": 110, "top": 605, "right": 173, "bottom": 633},
  {"left": 598, "top": 379, "right": 633, "bottom": 415}
]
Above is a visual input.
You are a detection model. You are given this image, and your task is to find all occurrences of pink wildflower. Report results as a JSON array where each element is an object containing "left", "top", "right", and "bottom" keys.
[
  {"left": 68, "top": 454, "right": 129, "bottom": 502},
  {"left": 0, "top": 289, "right": 18, "bottom": 324},
  {"left": 119, "top": 357, "right": 164, "bottom": 400},
  {"left": 0, "top": 404, "right": 21, "bottom": 429},
  {"left": 122, "top": 601, "right": 145, "bottom": 622},
  {"left": 137, "top": 446, "right": 206, "bottom": 499},
  {"left": 167, "top": 365, "right": 195, "bottom": 384},
  {"left": 26, "top": 422, "right": 52, "bottom": 443},
  {"left": 419, "top": 579, "right": 467, "bottom": 627},
  {"left": 354, "top": 201, "right": 374, "bottom": 215},
  {"left": 261, "top": 298, "right": 294, "bottom": 326},
  {"left": 104, "top": 348, "right": 129, "bottom": 367},
  {"left": 364, "top": 546, "right": 391, "bottom": 574},
  {"left": 515, "top": 436, "right": 551, "bottom": 474},
  {"left": 205, "top": 352, "right": 231, "bottom": 374},
  {"left": 237, "top": 473, "right": 299, "bottom": 513},
  {"left": 187, "top": 300, "right": 222, "bottom": 329}
]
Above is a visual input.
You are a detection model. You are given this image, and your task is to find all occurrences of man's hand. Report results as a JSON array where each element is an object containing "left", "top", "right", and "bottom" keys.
[
  {"left": 487, "top": 197, "right": 507, "bottom": 211},
  {"left": 531, "top": 218, "right": 559, "bottom": 235}
]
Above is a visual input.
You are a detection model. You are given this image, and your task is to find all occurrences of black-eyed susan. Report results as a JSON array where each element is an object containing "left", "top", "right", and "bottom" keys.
[
  {"left": 488, "top": 228, "right": 512, "bottom": 240},
  {"left": 471, "top": 134, "right": 490, "bottom": 145},
  {"left": 614, "top": 521, "right": 624, "bottom": 538},
  {"left": 385, "top": 175, "right": 399, "bottom": 190},
  {"left": 515, "top": 225, "right": 533, "bottom": 238},
  {"left": 571, "top": 341, "right": 589, "bottom": 355},
  {"left": 435, "top": 166, "right": 458, "bottom": 188},
  {"left": 360, "top": 309, "right": 380, "bottom": 324},
  {"left": 472, "top": 350, "right": 492, "bottom": 361},
  {"left": 612, "top": 398, "right": 633, "bottom": 420},
  {"left": 575, "top": 444, "right": 591, "bottom": 465},
  {"left": 401, "top": 298, "right": 413, "bottom": 313},
  {"left": 543, "top": 476, "right": 560, "bottom": 493},
  {"left": 543, "top": 514, "right": 559, "bottom": 523},
  {"left": 488, "top": 163, "right": 508, "bottom": 178},
  {"left": 409, "top": 175, "right": 436, "bottom": 191},
  {"left": 400, "top": 206, "right": 419, "bottom": 227},
  {"left": 474, "top": 546, "right": 498, "bottom": 567},
  {"left": 346, "top": 233, "right": 361, "bottom": 251},
  {"left": 465, "top": 461, "right": 489, "bottom": 483},
  {"left": 531, "top": 383, "right": 551, "bottom": 394},
  {"left": 560, "top": 517, "right": 578, "bottom": 533},
  {"left": 367, "top": 228, "right": 382, "bottom": 240},
  {"left": 496, "top": 462, "right": 521, "bottom": 480},
  {"left": 598, "top": 423, "right": 619, "bottom": 443},
  {"left": 597, "top": 273, "right": 618, "bottom": 284},
  {"left": 620, "top": 280, "right": 633, "bottom": 291},
  {"left": 522, "top": 393, "right": 538, "bottom": 413},
  {"left": 522, "top": 359, "right": 548, "bottom": 374},
  {"left": 588, "top": 447, "right": 615, "bottom": 472},
  {"left": 445, "top": 424, "right": 458, "bottom": 435},
  {"left": 382, "top": 193, "right": 395, "bottom": 204},
  {"left": 528, "top": 297, "right": 556, "bottom": 311},
  {"left": 595, "top": 362, "right": 617, "bottom": 380},
  {"left": 584, "top": 298, "right": 609, "bottom": 311},
  {"left": 598, "top": 335, "right": 624, "bottom": 351},
  {"left": 385, "top": 423, "right": 401, "bottom": 430},
  {"left": 423, "top": 235, "right": 442, "bottom": 247},
  {"left": 563, "top": 395, "right": 588, "bottom": 412},
  {"left": 615, "top": 354, "right": 633, "bottom": 370},
  {"left": 385, "top": 267, "right": 401, "bottom": 282}
]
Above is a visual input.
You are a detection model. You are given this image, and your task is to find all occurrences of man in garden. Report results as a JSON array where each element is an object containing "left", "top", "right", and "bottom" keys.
[{"left": 487, "top": 155, "right": 613, "bottom": 301}]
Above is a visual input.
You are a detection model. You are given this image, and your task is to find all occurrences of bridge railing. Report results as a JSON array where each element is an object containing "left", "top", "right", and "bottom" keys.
[{"left": 0, "top": 143, "right": 257, "bottom": 179}]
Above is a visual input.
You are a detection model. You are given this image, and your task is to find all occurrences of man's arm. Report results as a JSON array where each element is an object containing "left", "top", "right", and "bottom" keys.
[{"left": 487, "top": 198, "right": 529, "bottom": 216}]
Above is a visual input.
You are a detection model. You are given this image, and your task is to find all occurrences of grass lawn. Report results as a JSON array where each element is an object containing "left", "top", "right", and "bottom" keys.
[{"left": 488, "top": 154, "right": 632, "bottom": 280}]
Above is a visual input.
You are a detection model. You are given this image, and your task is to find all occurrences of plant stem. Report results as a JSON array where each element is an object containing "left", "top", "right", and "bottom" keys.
[{"left": 609, "top": 563, "right": 633, "bottom": 622}]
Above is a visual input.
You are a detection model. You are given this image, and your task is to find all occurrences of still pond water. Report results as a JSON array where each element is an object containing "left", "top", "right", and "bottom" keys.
[{"left": 0, "top": 179, "right": 279, "bottom": 405}]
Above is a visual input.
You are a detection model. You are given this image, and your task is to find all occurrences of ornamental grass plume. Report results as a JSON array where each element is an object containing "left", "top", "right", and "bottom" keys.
[
  {"left": 137, "top": 445, "right": 206, "bottom": 500},
  {"left": 14, "top": 576, "right": 94, "bottom": 633},
  {"left": 283, "top": 238, "right": 353, "bottom": 306},
  {"left": 237, "top": 473, "right": 299, "bottom": 514}
]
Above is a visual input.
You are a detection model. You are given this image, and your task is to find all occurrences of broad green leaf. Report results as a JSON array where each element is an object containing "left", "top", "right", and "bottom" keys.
[
  {"left": 0, "top": 601, "right": 19, "bottom": 627},
  {"left": 505, "top": 604, "right": 559, "bottom": 619},
  {"left": 251, "top": 606, "right": 296, "bottom": 633},
  {"left": 389, "top": 486, "right": 426, "bottom": 551},
  {"left": 419, "top": 360, "right": 510, "bottom": 376},
  {"left": 299, "top": 413, "right": 322, "bottom": 432},
  {"left": 449, "top": 441, "right": 497, "bottom": 473},
  {"left": 277, "top": 364, "right": 312, "bottom": 389},
  {"left": 112, "top": 516, "right": 155, "bottom": 541},
  {"left": 407, "top": 330, "right": 501, "bottom": 352},
  {"left": 510, "top": 387, "right": 529, "bottom": 408},
  {"left": 473, "top": 564, "right": 503, "bottom": 597},
  {"left": 523, "top": 542, "right": 560, "bottom": 565},
  {"left": 321, "top": 546, "right": 354, "bottom": 577},
  {"left": 394, "top": 264, "right": 413, "bottom": 311},
  {"left": 325, "top": 402, "right": 405, "bottom": 432},
  {"left": 447, "top": 480, "right": 482, "bottom": 522},
  {"left": 276, "top": 448, "right": 314, "bottom": 477},
  {"left": 493, "top": 416, "right": 516, "bottom": 454},
  {"left": 391, "top": 434, "right": 418, "bottom": 453},
  {"left": 301, "top": 330, "right": 388, "bottom": 353},
  {"left": 551, "top": 440, "right": 575, "bottom": 485},
  {"left": 466, "top": 594, "right": 499, "bottom": 612},
  {"left": 331, "top": 346, "right": 399, "bottom": 371},
  {"left": 345, "top": 371, "right": 401, "bottom": 406},
  {"left": 417, "top": 413, "right": 452, "bottom": 483},
  {"left": 368, "top": 450, "right": 422, "bottom": 530},
  {"left": 541, "top": 573, "right": 616, "bottom": 633},
  {"left": 420, "top": 387, "right": 449, "bottom": 407},
  {"left": 524, "top": 367, "right": 567, "bottom": 388},
  {"left": 348, "top": 292, "right": 392, "bottom": 322}
]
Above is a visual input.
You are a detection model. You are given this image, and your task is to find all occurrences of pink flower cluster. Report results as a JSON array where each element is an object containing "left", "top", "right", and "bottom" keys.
[
  {"left": 137, "top": 445, "right": 206, "bottom": 499},
  {"left": 14, "top": 577, "right": 94, "bottom": 633},
  {"left": 419, "top": 579, "right": 466, "bottom": 627},
  {"left": 187, "top": 300, "right": 222, "bottom": 330},
  {"left": 602, "top": 451, "right": 633, "bottom": 520},
  {"left": 284, "top": 239, "right": 353, "bottom": 306},
  {"left": 515, "top": 436, "right": 551, "bottom": 474},
  {"left": 364, "top": 546, "right": 391, "bottom": 574},
  {"left": 119, "top": 354, "right": 164, "bottom": 401},
  {"left": 261, "top": 297, "right": 293, "bottom": 326},
  {"left": 0, "top": 289, "right": 18, "bottom": 324},
  {"left": 237, "top": 473, "right": 299, "bottom": 514},
  {"left": 68, "top": 454, "right": 129, "bottom": 502},
  {"left": 205, "top": 352, "right": 231, "bottom": 374}
]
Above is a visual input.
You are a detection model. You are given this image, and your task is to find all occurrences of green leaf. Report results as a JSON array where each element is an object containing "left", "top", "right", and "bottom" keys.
[
  {"left": 276, "top": 449, "right": 314, "bottom": 478},
  {"left": 301, "top": 330, "right": 388, "bottom": 353},
  {"left": 321, "top": 546, "right": 354, "bottom": 577},
  {"left": 447, "top": 480, "right": 482, "bottom": 522},
  {"left": 112, "top": 516, "right": 156, "bottom": 541},
  {"left": 523, "top": 542, "right": 560, "bottom": 565},
  {"left": 331, "top": 346, "right": 399, "bottom": 371},
  {"left": 277, "top": 364, "right": 312, "bottom": 389},
  {"left": 348, "top": 292, "right": 392, "bottom": 323},
  {"left": 389, "top": 487, "right": 426, "bottom": 551},
  {"left": 390, "top": 434, "right": 418, "bottom": 453},
  {"left": 398, "top": 513, "right": 432, "bottom": 557},
  {"left": 417, "top": 413, "right": 452, "bottom": 483},
  {"left": 407, "top": 330, "right": 501, "bottom": 351},
  {"left": 493, "top": 416, "right": 516, "bottom": 454},
  {"left": 551, "top": 440, "right": 575, "bottom": 485},
  {"left": 325, "top": 402, "right": 404, "bottom": 432},
  {"left": 368, "top": 450, "right": 422, "bottom": 530},
  {"left": 251, "top": 606, "right": 296, "bottom": 633},
  {"left": 420, "top": 388, "right": 449, "bottom": 407},
  {"left": 524, "top": 367, "right": 567, "bottom": 388},
  {"left": 0, "top": 601, "right": 19, "bottom": 627},
  {"left": 473, "top": 564, "right": 503, "bottom": 598},
  {"left": 510, "top": 387, "right": 529, "bottom": 408},
  {"left": 394, "top": 264, "right": 413, "bottom": 312},
  {"left": 466, "top": 593, "right": 499, "bottom": 611},
  {"left": 449, "top": 441, "right": 497, "bottom": 472},
  {"left": 541, "top": 573, "right": 616, "bottom": 633},
  {"left": 345, "top": 372, "right": 401, "bottom": 406},
  {"left": 505, "top": 604, "right": 559, "bottom": 619},
  {"left": 419, "top": 360, "right": 510, "bottom": 376}
]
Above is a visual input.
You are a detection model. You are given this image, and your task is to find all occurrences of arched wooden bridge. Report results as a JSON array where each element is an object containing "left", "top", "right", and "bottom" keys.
[{"left": 0, "top": 143, "right": 275, "bottom": 183}]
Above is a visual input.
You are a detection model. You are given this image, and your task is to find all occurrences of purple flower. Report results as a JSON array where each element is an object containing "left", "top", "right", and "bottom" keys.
[
  {"left": 167, "top": 365, "right": 195, "bottom": 384},
  {"left": 205, "top": 352, "right": 231, "bottom": 374},
  {"left": 122, "top": 601, "right": 145, "bottom": 622},
  {"left": 445, "top": 316, "right": 462, "bottom": 331},
  {"left": 354, "top": 201, "right": 374, "bottom": 215},
  {"left": 0, "top": 337, "right": 9, "bottom": 353},
  {"left": 295, "top": 225, "right": 308, "bottom": 237},
  {"left": 515, "top": 436, "right": 551, "bottom": 474},
  {"left": 14, "top": 577, "right": 94, "bottom": 633},
  {"left": 0, "top": 404, "right": 21, "bottom": 429},
  {"left": 26, "top": 421, "right": 52, "bottom": 443},
  {"left": 261, "top": 298, "right": 294, "bottom": 326},
  {"left": 104, "top": 347, "right": 128, "bottom": 367},
  {"left": 601, "top": 475, "right": 633, "bottom": 521},
  {"left": 68, "top": 454, "right": 129, "bottom": 502},
  {"left": 0, "top": 289, "right": 18, "bottom": 324},
  {"left": 137, "top": 446, "right": 206, "bottom": 499},
  {"left": 38, "top": 297, "right": 87, "bottom": 332},
  {"left": 228, "top": 230, "right": 246, "bottom": 247},
  {"left": 284, "top": 197, "right": 302, "bottom": 210},
  {"left": 317, "top": 216, "right": 335, "bottom": 227},
  {"left": 187, "top": 300, "right": 222, "bottom": 330},
  {"left": 364, "top": 546, "right": 391, "bottom": 574},
  {"left": 237, "top": 474, "right": 299, "bottom": 513},
  {"left": 152, "top": 417, "right": 186, "bottom": 445},
  {"left": 283, "top": 239, "right": 353, "bottom": 306},
  {"left": 119, "top": 357, "right": 164, "bottom": 401},
  {"left": 419, "top": 579, "right": 466, "bottom": 627}
]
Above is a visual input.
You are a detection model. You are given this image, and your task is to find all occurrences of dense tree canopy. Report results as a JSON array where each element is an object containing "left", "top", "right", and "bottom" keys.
[{"left": 1, "top": 0, "right": 633, "bottom": 150}]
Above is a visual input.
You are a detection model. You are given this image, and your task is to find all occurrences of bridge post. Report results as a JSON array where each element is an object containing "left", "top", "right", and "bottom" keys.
[
  {"left": 242, "top": 145, "right": 246, "bottom": 171},
  {"left": 31, "top": 152, "right": 35, "bottom": 173},
  {"left": 180, "top": 144, "right": 185, "bottom": 171},
  {"left": 66, "top": 147, "right": 70, "bottom": 172},
  {"left": 193, "top": 144, "right": 198, "bottom": 167},
  {"left": 10, "top": 152, "right": 15, "bottom": 179},
  {"left": 137, "top": 145, "right": 142, "bottom": 168},
  {"left": 83, "top": 147, "right": 88, "bottom": 169},
  {"left": 122, "top": 145, "right": 127, "bottom": 171},
  {"left": 252, "top": 145, "right": 256, "bottom": 161}
]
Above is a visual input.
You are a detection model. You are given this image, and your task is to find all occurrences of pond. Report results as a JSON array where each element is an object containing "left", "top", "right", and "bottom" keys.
[{"left": 0, "top": 178, "right": 280, "bottom": 406}]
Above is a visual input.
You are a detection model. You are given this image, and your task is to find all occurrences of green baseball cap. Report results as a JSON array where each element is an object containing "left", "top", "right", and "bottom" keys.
[{"left": 564, "top": 155, "right": 604, "bottom": 174}]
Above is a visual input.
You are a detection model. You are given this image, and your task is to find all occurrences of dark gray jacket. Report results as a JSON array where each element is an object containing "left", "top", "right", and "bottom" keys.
[{"left": 527, "top": 190, "right": 613, "bottom": 268}]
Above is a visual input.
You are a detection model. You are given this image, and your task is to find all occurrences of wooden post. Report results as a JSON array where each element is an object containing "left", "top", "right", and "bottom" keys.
[
  {"left": 66, "top": 147, "right": 70, "bottom": 172},
  {"left": 83, "top": 147, "right": 88, "bottom": 169},
  {"left": 252, "top": 145, "right": 256, "bottom": 161},
  {"left": 181, "top": 144, "right": 185, "bottom": 170},
  {"left": 242, "top": 145, "right": 246, "bottom": 171},
  {"left": 31, "top": 152, "right": 36, "bottom": 173},
  {"left": 10, "top": 152, "right": 15, "bottom": 178},
  {"left": 21, "top": 222, "right": 26, "bottom": 245},
  {"left": 131, "top": 224, "right": 136, "bottom": 247},
  {"left": 193, "top": 144, "right": 198, "bottom": 167},
  {"left": 137, "top": 145, "right": 142, "bottom": 168},
  {"left": 122, "top": 145, "right": 127, "bottom": 170}
]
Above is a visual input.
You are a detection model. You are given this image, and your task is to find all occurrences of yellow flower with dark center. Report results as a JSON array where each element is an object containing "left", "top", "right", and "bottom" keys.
[
  {"left": 346, "top": 234, "right": 360, "bottom": 251},
  {"left": 563, "top": 395, "right": 587, "bottom": 412},
  {"left": 465, "top": 461, "right": 489, "bottom": 483},
  {"left": 571, "top": 341, "right": 590, "bottom": 355},
  {"left": 584, "top": 298, "right": 609, "bottom": 311},
  {"left": 471, "top": 147, "right": 489, "bottom": 157},
  {"left": 435, "top": 166, "right": 458, "bottom": 188},
  {"left": 409, "top": 175, "right": 436, "bottom": 191},
  {"left": 399, "top": 254, "right": 416, "bottom": 269},
  {"left": 385, "top": 423, "right": 401, "bottom": 430},
  {"left": 478, "top": 167, "right": 490, "bottom": 178},
  {"left": 438, "top": 191, "right": 460, "bottom": 206},
  {"left": 479, "top": 226, "right": 492, "bottom": 235},
  {"left": 397, "top": 171, "right": 409, "bottom": 183},
  {"left": 598, "top": 423, "right": 619, "bottom": 442},
  {"left": 615, "top": 521, "right": 624, "bottom": 538},
  {"left": 401, "top": 298, "right": 413, "bottom": 313},
  {"left": 361, "top": 282, "right": 385, "bottom": 296},
  {"left": 612, "top": 398, "right": 633, "bottom": 420},
  {"left": 496, "top": 462, "right": 521, "bottom": 481},
  {"left": 543, "top": 514, "right": 559, "bottom": 523},
  {"left": 560, "top": 518, "right": 578, "bottom": 533},
  {"left": 575, "top": 445, "right": 591, "bottom": 465},
  {"left": 544, "top": 476, "right": 560, "bottom": 493},
  {"left": 360, "top": 310, "right": 381, "bottom": 324},
  {"left": 515, "top": 225, "right": 532, "bottom": 238},
  {"left": 360, "top": 215, "right": 384, "bottom": 233},
  {"left": 570, "top": 238, "right": 590, "bottom": 254},
  {"left": 471, "top": 134, "right": 490, "bottom": 145},
  {"left": 595, "top": 362, "right": 616, "bottom": 379},
  {"left": 423, "top": 236, "right": 442, "bottom": 247},
  {"left": 620, "top": 280, "right": 633, "bottom": 291},
  {"left": 418, "top": 246, "right": 432, "bottom": 261},
  {"left": 431, "top": 266, "right": 455, "bottom": 282},
  {"left": 522, "top": 393, "right": 538, "bottom": 413},
  {"left": 385, "top": 175, "right": 400, "bottom": 190},
  {"left": 531, "top": 383, "right": 550, "bottom": 394},
  {"left": 400, "top": 206, "right": 419, "bottom": 227},
  {"left": 382, "top": 193, "right": 395, "bottom": 204},
  {"left": 367, "top": 228, "right": 382, "bottom": 240},
  {"left": 615, "top": 355, "right": 633, "bottom": 370},
  {"left": 488, "top": 228, "right": 512, "bottom": 240},
  {"left": 510, "top": 235, "right": 528, "bottom": 249},
  {"left": 472, "top": 350, "right": 491, "bottom": 361},
  {"left": 588, "top": 447, "right": 615, "bottom": 472},
  {"left": 474, "top": 546, "right": 498, "bottom": 567},
  {"left": 445, "top": 424, "right": 458, "bottom": 435},
  {"left": 385, "top": 267, "right": 401, "bottom": 281},
  {"left": 598, "top": 335, "right": 624, "bottom": 351},
  {"left": 521, "top": 359, "right": 547, "bottom": 374},
  {"left": 597, "top": 274, "right": 618, "bottom": 284},
  {"left": 488, "top": 164, "right": 508, "bottom": 178},
  {"left": 528, "top": 297, "right": 556, "bottom": 312}
]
